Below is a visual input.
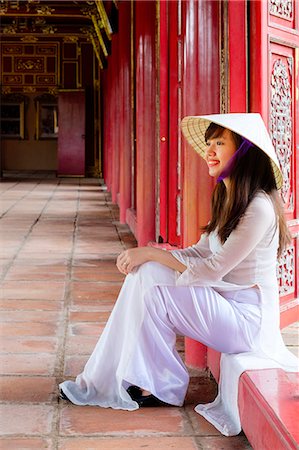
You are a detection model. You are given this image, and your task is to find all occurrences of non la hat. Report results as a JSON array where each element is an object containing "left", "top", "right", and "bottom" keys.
[{"left": 181, "top": 113, "right": 283, "bottom": 190}]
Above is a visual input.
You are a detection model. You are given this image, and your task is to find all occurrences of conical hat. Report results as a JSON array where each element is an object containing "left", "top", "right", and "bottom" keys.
[{"left": 181, "top": 113, "right": 283, "bottom": 189}]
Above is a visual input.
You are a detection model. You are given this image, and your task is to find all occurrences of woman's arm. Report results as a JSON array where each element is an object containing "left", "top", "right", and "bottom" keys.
[
  {"left": 116, "top": 246, "right": 187, "bottom": 275},
  {"left": 175, "top": 194, "right": 277, "bottom": 286}
]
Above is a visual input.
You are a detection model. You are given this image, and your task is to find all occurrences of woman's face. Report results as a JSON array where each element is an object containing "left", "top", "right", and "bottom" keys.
[{"left": 204, "top": 129, "right": 237, "bottom": 181}]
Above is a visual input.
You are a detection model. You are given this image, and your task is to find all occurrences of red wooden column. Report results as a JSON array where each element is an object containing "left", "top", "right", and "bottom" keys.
[
  {"left": 228, "top": 0, "right": 247, "bottom": 113},
  {"left": 158, "top": 0, "right": 169, "bottom": 243},
  {"left": 134, "top": 1, "right": 156, "bottom": 246},
  {"left": 207, "top": 0, "right": 248, "bottom": 380},
  {"left": 181, "top": 0, "right": 220, "bottom": 369},
  {"left": 118, "top": 1, "right": 132, "bottom": 223},
  {"left": 102, "top": 68, "right": 112, "bottom": 192},
  {"left": 110, "top": 33, "right": 120, "bottom": 204}
]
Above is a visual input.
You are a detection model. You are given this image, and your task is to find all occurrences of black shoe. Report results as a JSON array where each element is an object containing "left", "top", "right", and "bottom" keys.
[
  {"left": 127, "top": 385, "right": 171, "bottom": 407},
  {"left": 59, "top": 388, "right": 70, "bottom": 401}
]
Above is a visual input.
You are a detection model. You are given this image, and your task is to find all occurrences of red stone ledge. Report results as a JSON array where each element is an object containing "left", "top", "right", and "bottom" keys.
[{"left": 239, "top": 369, "right": 299, "bottom": 450}]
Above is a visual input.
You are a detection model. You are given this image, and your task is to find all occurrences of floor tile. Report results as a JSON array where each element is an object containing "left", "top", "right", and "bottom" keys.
[
  {"left": 0, "top": 281, "right": 66, "bottom": 300},
  {"left": 0, "top": 405, "right": 54, "bottom": 435},
  {"left": 0, "top": 354, "right": 56, "bottom": 375},
  {"left": 63, "top": 356, "right": 88, "bottom": 377},
  {"left": 0, "top": 321, "right": 59, "bottom": 337},
  {"left": 68, "top": 323, "right": 105, "bottom": 336},
  {"left": 5, "top": 264, "right": 67, "bottom": 281},
  {"left": 0, "top": 299, "right": 64, "bottom": 311},
  {"left": 58, "top": 436, "right": 198, "bottom": 450},
  {"left": 59, "top": 406, "right": 191, "bottom": 436},
  {"left": 0, "top": 376, "right": 57, "bottom": 402},
  {"left": 69, "top": 311, "right": 111, "bottom": 322},
  {"left": 69, "top": 282, "right": 121, "bottom": 302},
  {"left": 0, "top": 311, "right": 62, "bottom": 322},
  {"left": 65, "top": 335, "right": 98, "bottom": 355},
  {"left": 0, "top": 438, "right": 52, "bottom": 449},
  {"left": 194, "top": 435, "right": 252, "bottom": 449},
  {"left": 0, "top": 336, "right": 58, "bottom": 353}
]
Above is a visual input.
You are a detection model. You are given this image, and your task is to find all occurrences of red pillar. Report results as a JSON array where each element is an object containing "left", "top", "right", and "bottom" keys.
[
  {"left": 118, "top": 1, "right": 132, "bottom": 223},
  {"left": 135, "top": 1, "right": 156, "bottom": 246},
  {"left": 182, "top": 0, "right": 220, "bottom": 369},
  {"left": 159, "top": 0, "right": 169, "bottom": 242},
  {"left": 228, "top": 0, "right": 247, "bottom": 113},
  {"left": 207, "top": 0, "right": 248, "bottom": 380},
  {"left": 110, "top": 34, "right": 120, "bottom": 204},
  {"left": 102, "top": 69, "right": 112, "bottom": 192}
]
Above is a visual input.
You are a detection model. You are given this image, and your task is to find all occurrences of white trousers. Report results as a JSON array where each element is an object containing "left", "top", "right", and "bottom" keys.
[{"left": 60, "top": 262, "right": 261, "bottom": 409}]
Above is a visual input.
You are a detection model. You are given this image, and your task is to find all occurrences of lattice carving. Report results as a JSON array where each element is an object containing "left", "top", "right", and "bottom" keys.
[
  {"left": 269, "top": 58, "right": 293, "bottom": 208},
  {"left": 1, "top": 42, "right": 58, "bottom": 92},
  {"left": 269, "top": 0, "right": 293, "bottom": 20},
  {"left": 277, "top": 246, "right": 295, "bottom": 295}
]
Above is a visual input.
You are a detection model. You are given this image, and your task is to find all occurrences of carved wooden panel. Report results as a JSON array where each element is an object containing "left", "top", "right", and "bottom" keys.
[
  {"left": 0, "top": 42, "right": 59, "bottom": 93},
  {"left": 269, "top": 45, "right": 294, "bottom": 212},
  {"left": 277, "top": 246, "right": 295, "bottom": 296},
  {"left": 269, "top": 0, "right": 296, "bottom": 29},
  {"left": 269, "top": 38, "right": 298, "bottom": 312}
]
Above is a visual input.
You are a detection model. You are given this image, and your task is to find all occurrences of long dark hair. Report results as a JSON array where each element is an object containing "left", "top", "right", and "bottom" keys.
[{"left": 202, "top": 123, "right": 291, "bottom": 257}]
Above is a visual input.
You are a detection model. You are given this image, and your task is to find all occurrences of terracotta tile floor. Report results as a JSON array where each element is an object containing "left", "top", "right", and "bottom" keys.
[{"left": 0, "top": 172, "right": 296, "bottom": 450}]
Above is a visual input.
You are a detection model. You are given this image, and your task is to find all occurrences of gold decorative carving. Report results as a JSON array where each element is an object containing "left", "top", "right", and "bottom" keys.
[
  {"left": 3, "top": 24, "right": 17, "bottom": 34},
  {"left": 0, "top": 4, "right": 8, "bottom": 15},
  {"left": 41, "top": 25, "right": 57, "bottom": 34},
  {"left": 81, "top": 5, "right": 96, "bottom": 17},
  {"left": 81, "top": 4, "right": 108, "bottom": 56},
  {"left": 91, "top": 15, "right": 108, "bottom": 57},
  {"left": 2, "top": 45, "right": 22, "bottom": 54},
  {"left": 95, "top": 0, "right": 113, "bottom": 40},
  {"left": 220, "top": 1, "right": 229, "bottom": 113},
  {"left": 63, "top": 36, "right": 79, "bottom": 43},
  {"left": 16, "top": 57, "right": 44, "bottom": 71},
  {"left": 48, "top": 87, "right": 58, "bottom": 95},
  {"left": 23, "top": 86, "right": 36, "bottom": 93},
  {"left": 36, "top": 75, "right": 55, "bottom": 84},
  {"left": 82, "top": 27, "right": 103, "bottom": 69},
  {"left": 26, "top": 0, "right": 40, "bottom": 11},
  {"left": 2, "top": 86, "right": 12, "bottom": 94},
  {"left": 9, "top": 1, "right": 20, "bottom": 9},
  {"left": 3, "top": 75, "right": 22, "bottom": 84},
  {"left": 35, "top": 4, "right": 54, "bottom": 15},
  {"left": 36, "top": 46, "right": 55, "bottom": 55},
  {"left": 21, "top": 35, "right": 38, "bottom": 42}
]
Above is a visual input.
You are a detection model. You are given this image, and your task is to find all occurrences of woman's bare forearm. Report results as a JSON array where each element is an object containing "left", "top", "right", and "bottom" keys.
[
  {"left": 144, "top": 247, "right": 187, "bottom": 273},
  {"left": 117, "top": 246, "right": 187, "bottom": 275}
]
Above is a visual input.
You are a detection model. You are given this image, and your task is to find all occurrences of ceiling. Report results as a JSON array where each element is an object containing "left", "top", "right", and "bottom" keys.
[{"left": 0, "top": 1, "right": 118, "bottom": 59}]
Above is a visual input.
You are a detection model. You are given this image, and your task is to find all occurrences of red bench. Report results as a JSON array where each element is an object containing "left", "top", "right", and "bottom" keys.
[{"left": 239, "top": 369, "right": 299, "bottom": 450}]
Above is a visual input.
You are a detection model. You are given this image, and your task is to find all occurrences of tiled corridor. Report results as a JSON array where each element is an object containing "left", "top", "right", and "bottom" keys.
[{"left": 0, "top": 172, "right": 296, "bottom": 450}]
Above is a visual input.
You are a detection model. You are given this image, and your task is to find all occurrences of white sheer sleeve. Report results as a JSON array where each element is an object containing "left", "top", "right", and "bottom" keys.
[
  {"left": 175, "top": 194, "right": 276, "bottom": 286},
  {"left": 170, "top": 232, "right": 212, "bottom": 265}
]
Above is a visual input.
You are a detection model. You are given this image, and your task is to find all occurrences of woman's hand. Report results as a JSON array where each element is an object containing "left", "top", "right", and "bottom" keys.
[
  {"left": 116, "top": 247, "right": 150, "bottom": 275},
  {"left": 116, "top": 246, "right": 187, "bottom": 275}
]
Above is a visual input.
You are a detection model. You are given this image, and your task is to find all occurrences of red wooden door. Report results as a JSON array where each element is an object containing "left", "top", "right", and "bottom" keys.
[
  {"left": 57, "top": 91, "right": 85, "bottom": 176},
  {"left": 250, "top": 1, "right": 299, "bottom": 327}
]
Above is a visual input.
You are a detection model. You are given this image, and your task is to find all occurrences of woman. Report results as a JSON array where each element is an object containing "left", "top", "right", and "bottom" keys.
[{"left": 59, "top": 113, "right": 298, "bottom": 436}]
